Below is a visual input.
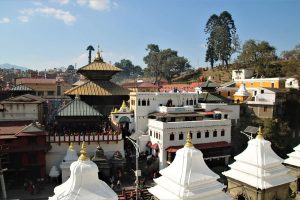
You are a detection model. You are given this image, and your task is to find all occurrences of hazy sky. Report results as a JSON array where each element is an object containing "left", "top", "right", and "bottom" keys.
[{"left": 0, "top": 0, "right": 299, "bottom": 70}]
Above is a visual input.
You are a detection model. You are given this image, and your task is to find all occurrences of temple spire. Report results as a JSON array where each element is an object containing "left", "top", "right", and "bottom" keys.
[
  {"left": 184, "top": 131, "right": 194, "bottom": 148},
  {"left": 79, "top": 142, "right": 89, "bottom": 161},
  {"left": 69, "top": 142, "right": 74, "bottom": 150},
  {"left": 256, "top": 126, "right": 264, "bottom": 140}
]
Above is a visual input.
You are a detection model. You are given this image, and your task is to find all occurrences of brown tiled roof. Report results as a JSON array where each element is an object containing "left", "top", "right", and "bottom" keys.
[
  {"left": 65, "top": 80, "right": 129, "bottom": 96},
  {"left": 122, "top": 82, "right": 159, "bottom": 88},
  {"left": 16, "top": 78, "right": 57, "bottom": 84},
  {"left": 78, "top": 62, "right": 122, "bottom": 72},
  {"left": 1, "top": 94, "right": 45, "bottom": 104},
  {"left": 0, "top": 121, "right": 28, "bottom": 136}
]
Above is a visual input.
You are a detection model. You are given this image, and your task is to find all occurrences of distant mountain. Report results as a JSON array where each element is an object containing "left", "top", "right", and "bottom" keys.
[{"left": 0, "top": 63, "right": 28, "bottom": 71}]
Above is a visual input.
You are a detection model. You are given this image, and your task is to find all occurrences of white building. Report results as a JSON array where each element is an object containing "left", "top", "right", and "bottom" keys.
[
  {"left": 110, "top": 100, "right": 135, "bottom": 133},
  {"left": 148, "top": 133, "right": 230, "bottom": 200},
  {"left": 223, "top": 128, "right": 296, "bottom": 200},
  {"left": 60, "top": 143, "right": 78, "bottom": 183},
  {"left": 129, "top": 91, "right": 238, "bottom": 133},
  {"left": 49, "top": 142, "right": 118, "bottom": 200},
  {"left": 285, "top": 77, "right": 299, "bottom": 89},
  {"left": 145, "top": 105, "right": 231, "bottom": 170},
  {"left": 0, "top": 94, "right": 45, "bottom": 122},
  {"left": 232, "top": 69, "right": 254, "bottom": 80}
]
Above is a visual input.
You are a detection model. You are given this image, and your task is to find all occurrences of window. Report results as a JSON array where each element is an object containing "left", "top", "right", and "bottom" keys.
[
  {"left": 138, "top": 99, "right": 141, "bottom": 106},
  {"left": 186, "top": 99, "right": 189, "bottom": 105},
  {"left": 170, "top": 117, "right": 175, "bottom": 122},
  {"left": 131, "top": 100, "right": 135, "bottom": 106},
  {"left": 213, "top": 130, "right": 217, "bottom": 137},
  {"left": 48, "top": 91, "right": 54, "bottom": 96},
  {"left": 197, "top": 131, "right": 201, "bottom": 138},
  {"left": 261, "top": 90, "right": 264, "bottom": 94},
  {"left": 147, "top": 99, "right": 150, "bottom": 106},
  {"left": 158, "top": 133, "right": 160, "bottom": 140},
  {"left": 170, "top": 133, "right": 174, "bottom": 141},
  {"left": 37, "top": 91, "right": 43, "bottom": 96},
  {"left": 290, "top": 81, "right": 293, "bottom": 86},
  {"left": 254, "top": 91, "right": 257, "bottom": 95},
  {"left": 179, "top": 132, "right": 184, "bottom": 140},
  {"left": 221, "top": 130, "right": 225, "bottom": 136},
  {"left": 271, "top": 83, "right": 274, "bottom": 88},
  {"left": 224, "top": 114, "right": 228, "bottom": 119},
  {"left": 227, "top": 91, "right": 230, "bottom": 96},
  {"left": 189, "top": 99, "right": 193, "bottom": 105},
  {"left": 263, "top": 106, "right": 268, "bottom": 112},
  {"left": 190, "top": 132, "right": 193, "bottom": 139},
  {"left": 142, "top": 100, "right": 146, "bottom": 106},
  {"left": 205, "top": 131, "right": 209, "bottom": 138},
  {"left": 57, "top": 85, "right": 61, "bottom": 96},
  {"left": 150, "top": 130, "right": 152, "bottom": 136},
  {"left": 194, "top": 99, "right": 196, "bottom": 105}
]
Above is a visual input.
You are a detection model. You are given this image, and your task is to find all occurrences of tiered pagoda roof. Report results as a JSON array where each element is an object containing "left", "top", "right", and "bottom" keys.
[
  {"left": 284, "top": 144, "right": 300, "bottom": 168},
  {"left": 64, "top": 51, "right": 129, "bottom": 96}
]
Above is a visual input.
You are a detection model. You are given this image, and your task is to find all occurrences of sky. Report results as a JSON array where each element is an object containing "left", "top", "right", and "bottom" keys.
[{"left": 0, "top": 0, "right": 299, "bottom": 70}]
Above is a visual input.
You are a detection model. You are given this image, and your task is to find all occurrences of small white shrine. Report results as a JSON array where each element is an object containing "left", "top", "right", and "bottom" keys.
[
  {"left": 60, "top": 143, "right": 78, "bottom": 183},
  {"left": 111, "top": 100, "right": 134, "bottom": 133},
  {"left": 148, "top": 132, "right": 230, "bottom": 200},
  {"left": 223, "top": 127, "right": 296, "bottom": 200},
  {"left": 284, "top": 144, "right": 300, "bottom": 196},
  {"left": 233, "top": 83, "right": 250, "bottom": 103},
  {"left": 49, "top": 142, "right": 118, "bottom": 200}
]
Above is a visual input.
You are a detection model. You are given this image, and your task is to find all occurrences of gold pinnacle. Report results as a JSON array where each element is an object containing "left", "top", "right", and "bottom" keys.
[
  {"left": 79, "top": 142, "right": 89, "bottom": 161},
  {"left": 184, "top": 131, "right": 194, "bottom": 148},
  {"left": 256, "top": 126, "right": 264, "bottom": 140},
  {"left": 69, "top": 142, "right": 74, "bottom": 150}
]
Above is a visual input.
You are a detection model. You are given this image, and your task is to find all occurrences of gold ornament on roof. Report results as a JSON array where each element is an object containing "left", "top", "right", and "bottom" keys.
[
  {"left": 79, "top": 142, "right": 89, "bottom": 161},
  {"left": 121, "top": 100, "right": 127, "bottom": 109},
  {"left": 184, "top": 131, "right": 194, "bottom": 148},
  {"left": 94, "top": 49, "right": 104, "bottom": 62},
  {"left": 69, "top": 142, "right": 74, "bottom": 150},
  {"left": 256, "top": 126, "right": 264, "bottom": 140}
]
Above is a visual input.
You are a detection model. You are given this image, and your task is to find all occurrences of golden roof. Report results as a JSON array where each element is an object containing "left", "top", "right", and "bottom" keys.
[
  {"left": 65, "top": 80, "right": 129, "bottom": 96},
  {"left": 78, "top": 59, "right": 122, "bottom": 72}
]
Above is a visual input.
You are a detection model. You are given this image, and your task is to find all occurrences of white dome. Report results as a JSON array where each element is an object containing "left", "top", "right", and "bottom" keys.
[
  {"left": 223, "top": 129, "right": 296, "bottom": 190},
  {"left": 284, "top": 144, "right": 300, "bottom": 167},
  {"left": 148, "top": 133, "right": 230, "bottom": 200},
  {"left": 234, "top": 83, "right": 250, "bottom": 97},
  {"left": 49, "top": 142, "right": 117, "bottom": 200}
]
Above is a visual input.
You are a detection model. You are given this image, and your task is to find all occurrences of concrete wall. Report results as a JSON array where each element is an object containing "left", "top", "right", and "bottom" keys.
[
  {"left": 45, "top": 141, "right": 124, "bottom": 173},
  {"left": 248, "top": 104, "right": 274, "bottom": 119},
  {"left": 227, "top": 178, "right": 291, "bottom": 200},
  {"left": 0, "top": 103, "right": 39, "bottom": 121}
]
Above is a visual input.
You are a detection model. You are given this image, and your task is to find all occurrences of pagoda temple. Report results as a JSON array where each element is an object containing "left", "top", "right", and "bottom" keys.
[
  {"left": 148, "top": 132, "right": 230, "bottom": 200},
  {"left": 64, "top": 51, "right": 129, "bottom": 116},
  {"left": 49, "top": 142, "right": 118, "bottom": 200},
  {"left": 223, "top": 127, "right": 296, "bottom": 200}
]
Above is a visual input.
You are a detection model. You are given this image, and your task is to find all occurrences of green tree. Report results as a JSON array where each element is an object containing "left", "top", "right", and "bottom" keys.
[
  {"left": 205, "top": 11, "right": 238, "bottom": 69},
  {"left": 112, "top": 59, "right": 143, "bottom": 83},
  {"left": 237, "top": 40, "right": 278, "bottom": 77},
  {"left": 281, "top": 44, "right": 300, "bottom": 60},
  {"left": 143, "top": 44, "right": 191, "bottom": 83}
]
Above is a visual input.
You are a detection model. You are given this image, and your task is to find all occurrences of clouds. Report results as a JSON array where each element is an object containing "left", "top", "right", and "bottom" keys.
[
  {"left": 20, "top": 6, "right": 76, "bottom": 25},
  {"left": 77, "top": 0, "right": 115, "bottom": 11},
  {"left": 18, "top": 16, "right": 29, "bottom": 23},
  {"left": 0, "top": 17, "right": 11, "bottom": 24}
]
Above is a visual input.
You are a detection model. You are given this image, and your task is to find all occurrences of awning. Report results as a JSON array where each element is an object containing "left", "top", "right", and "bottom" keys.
[
  {"left": 165, "top": 141, "right": 231, "bottom": 152},
  {"left": 147, "top": 141, "right": 159, "bottom": 150}
]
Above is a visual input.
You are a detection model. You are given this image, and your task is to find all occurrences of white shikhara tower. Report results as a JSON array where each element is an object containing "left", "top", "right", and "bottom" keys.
[
  {"left": 148, "top": 132, "right": 230, "bottom": 200},
  {"left": 60, "top": 143, "right": 78, "bottom": 183},
  {"left": 223, "top": 127, "right": 296, "bottom": 200},
  {"left": 284, "top": 144, "right": 300, "bottom": 195},
  {"left": 49, "top": 142, "right": 118, "bottom": 200}
]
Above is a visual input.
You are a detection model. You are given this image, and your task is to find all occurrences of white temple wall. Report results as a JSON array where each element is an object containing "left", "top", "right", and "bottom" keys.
[{"left": 46, "top": 141, "right": 124, "bottom": 173}]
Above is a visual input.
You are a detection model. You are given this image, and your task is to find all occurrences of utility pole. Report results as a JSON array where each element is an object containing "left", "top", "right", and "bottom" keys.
[
  {"left": 126, "top": 136, "right": 140, "bottom": 200},
  {"left": 0, "top": 145, "right": 8, "bottom": 200}
]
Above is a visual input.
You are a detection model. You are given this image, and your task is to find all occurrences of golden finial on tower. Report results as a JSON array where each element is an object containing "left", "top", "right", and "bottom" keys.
[
  {"left": 256, "top": 126, "right": 264, "bottom": 140},
  {"left": 69, "top": 142, "right": 74, "bottom": 150},
  {"left": 184, "top": 131, "right": 194, "bottom": 148},
  {"left": 79, "top": 142, "right": 89, "bottom": 161},
  {"left": 94, "top": 45, "right": 104, "bottom": 62},
  {"left": 120, "top": 100, "right": 127, "bottom": 109}
]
